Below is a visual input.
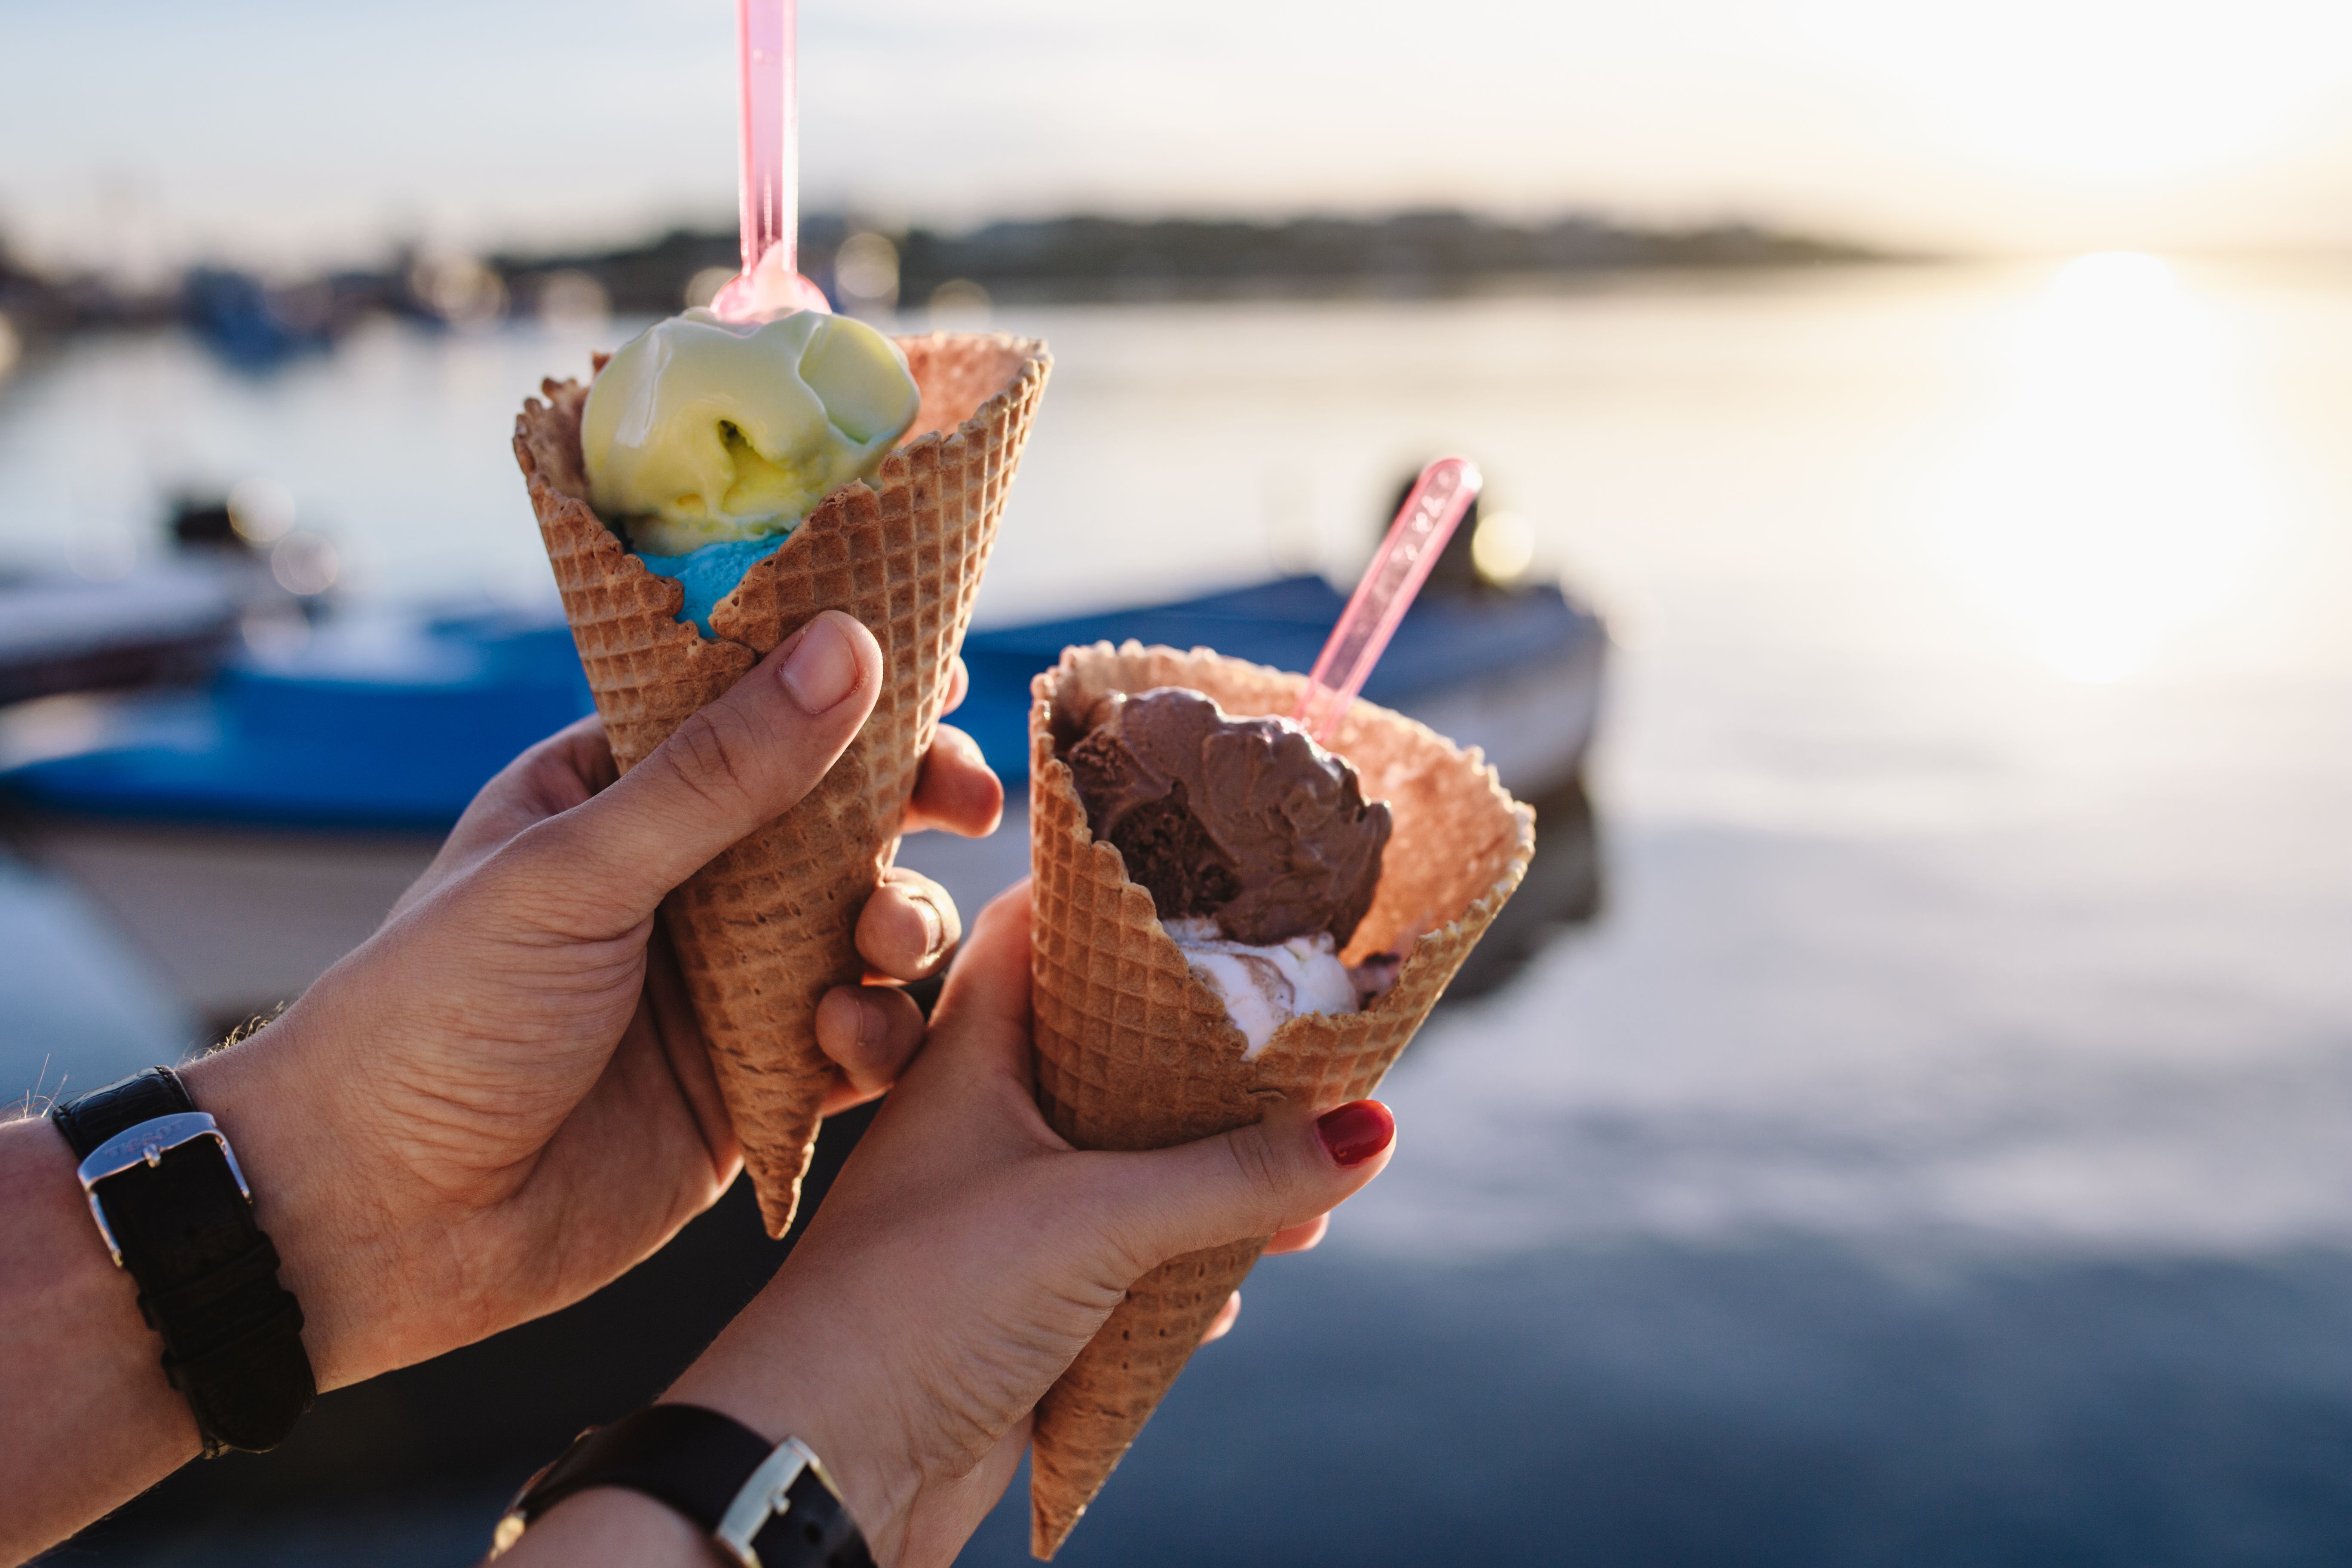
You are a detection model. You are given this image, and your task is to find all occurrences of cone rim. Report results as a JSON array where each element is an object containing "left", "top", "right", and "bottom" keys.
[
  {"left": 1028, "top": 638, "right": 1534, "bottom": 1067},
  {"left": 515, "top": 329, "right": 1050, "bottom": 659}
]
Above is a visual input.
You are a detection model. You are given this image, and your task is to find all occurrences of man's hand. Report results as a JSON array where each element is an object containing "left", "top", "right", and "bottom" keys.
[{"left": 187, "top": 611, "right": 1001, "bottom": 1388}]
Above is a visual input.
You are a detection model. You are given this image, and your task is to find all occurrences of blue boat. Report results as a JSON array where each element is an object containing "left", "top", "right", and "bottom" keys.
[
  {"left": 959, "top": 574, "right": 1599, "bottom": 786},
  {"left": 7, "top": 610, "right": 597, "bottom": 833},
  {"left": 1, "top": 576, "right": 1603, "bottom": 1025}
]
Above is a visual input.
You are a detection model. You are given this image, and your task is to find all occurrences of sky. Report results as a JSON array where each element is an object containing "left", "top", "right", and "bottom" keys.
[{"left": 8, "top": 0, "right": 2352, "bottom": 275}]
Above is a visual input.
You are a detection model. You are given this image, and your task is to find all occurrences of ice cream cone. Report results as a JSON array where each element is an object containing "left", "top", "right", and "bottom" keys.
[
  {"left": 514, "top": 331, "right": 1050, "bottom": 1237},
  {"left": 1025, "top": 642, "right": 1535, "bottom": 1558}
]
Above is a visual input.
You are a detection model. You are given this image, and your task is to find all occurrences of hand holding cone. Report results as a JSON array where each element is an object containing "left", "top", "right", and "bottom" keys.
[
  {"left": 1025, "top": 642, "right": 1534, "bottom": 1556},
  {"left": 515, "top": 332, "right": 1050, "bottom": 1236}
]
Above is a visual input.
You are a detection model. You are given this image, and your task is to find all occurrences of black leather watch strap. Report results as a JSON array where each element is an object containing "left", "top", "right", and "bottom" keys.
[
  {"left": 498, "top": 1403, "right": 873, "bottom": 1568},
  {"left": 52, "top": 1066, "right": 315, "bottom": 1455}
]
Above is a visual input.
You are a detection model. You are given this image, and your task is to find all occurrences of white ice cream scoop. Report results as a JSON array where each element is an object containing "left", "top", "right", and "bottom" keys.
[{"left": 1163, "top": 917, "right": 1383, "bottom": 1059}]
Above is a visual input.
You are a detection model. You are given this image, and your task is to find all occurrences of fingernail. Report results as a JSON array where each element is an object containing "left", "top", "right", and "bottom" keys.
[
  {"left": 854, "top": 989, "right": 891, "bottom": 1050},
  {"left": 779, "top": 614, "right": 862, "bottom": 714},
  {"left": 1315, "top": 1100, "right": 1394, "bottom": 1168},
  {"left": 909, "top": 890, "right": 946, "bottom": 959},
  {"left": 818, "top": 986, "right": 888, "bottom": 1058}
]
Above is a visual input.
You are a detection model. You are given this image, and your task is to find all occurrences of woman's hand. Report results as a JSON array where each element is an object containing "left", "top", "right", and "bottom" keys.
[
  {"left": 187, "top": 611, "right": 1001, "bottom": 1390},
  {"left": 604, "top": 881, "right": 1397, "bottom": 1568}
]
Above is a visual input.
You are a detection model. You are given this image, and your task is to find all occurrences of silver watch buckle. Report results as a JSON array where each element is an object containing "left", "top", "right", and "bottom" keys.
[
  {"left": 714, "top": 1436, "right": 836, "bottom": 1568},
  {"left": 75, "top": 1111, "right": 251, "bottom": 1268}
]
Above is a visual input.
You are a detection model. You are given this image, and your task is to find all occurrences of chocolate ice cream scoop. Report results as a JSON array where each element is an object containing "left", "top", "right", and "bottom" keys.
[{"left": 1061, "top": 687, "right": 1391, "bottom": 946}]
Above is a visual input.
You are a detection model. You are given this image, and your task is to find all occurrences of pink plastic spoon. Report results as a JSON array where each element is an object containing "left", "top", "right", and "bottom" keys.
[
  {"left": 1294, "top": 456, "right": 1484, "bottom": 742},
  {"left": 712, "top": 0, "right": 830, "bottom": 321}
]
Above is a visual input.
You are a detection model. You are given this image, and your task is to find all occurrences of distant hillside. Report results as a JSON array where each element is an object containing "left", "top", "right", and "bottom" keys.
[
  {"left": 0, "top": 209, "right": 1901, "bottom": 361},
  {"left": 500, "top": 209, "right": 1896, "bottom": 315},
  {"left": 894, "top": 212, "right": 1890, "bottom": 302}
]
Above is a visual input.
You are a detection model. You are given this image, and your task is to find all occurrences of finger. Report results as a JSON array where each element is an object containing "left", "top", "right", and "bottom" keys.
[
  {"left": 944, "top": 655, "right": 970, "bottom": 715},
  {"left": 1264, "top": 1213, "right": 1330, "bottom": 1256},
  {"left": 1088, "top": 1099, "right": 1396, "bottom": 1270},
  {"left": 919, "top": 879, "right": 1036, "bottom": 1094},
  {"left": 1199, "top": 1291, "right": 1241, "bottom": 1345},
  {"left": 511, "top": 611, "right": 882, "bottom": 919},
  {"left": 814, "top": 983, "right": 926, "bottom": 1106},
  {"left": 856, "top": 868, "right": 960, "bottom": 982},
  {"left": 903, "top": 724, "right": 1002, "bottom": 838},
  {"left": 462, "top": 714, "right": 615, "bottom": 831},
  {"left": 388, "top": 715, "right": 614, "bottom": 923}
]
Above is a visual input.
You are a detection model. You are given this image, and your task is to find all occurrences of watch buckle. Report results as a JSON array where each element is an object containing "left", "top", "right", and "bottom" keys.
[
  {"left": 715, "top": 1436, "right": 829, "bottom": 1568},
  {"left": 74, "top": 1112, "right": 251, "bottom": 1268},
  {"left": 488, "top": 1512, "right": 528, "bottom": 1557}
]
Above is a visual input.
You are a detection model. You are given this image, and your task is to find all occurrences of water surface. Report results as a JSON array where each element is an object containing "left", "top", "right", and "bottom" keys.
[{"left": 9, "top": 260, "right": 2352, "bottom": 1563}]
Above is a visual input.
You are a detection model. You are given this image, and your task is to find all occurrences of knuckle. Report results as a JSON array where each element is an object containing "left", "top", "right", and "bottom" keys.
[
  {"left": 1222, "top": 1125, "right": 1290, "bottom": 1213},
  {"left": 659, "top": 704, "right": 767, "bottom": 815}
]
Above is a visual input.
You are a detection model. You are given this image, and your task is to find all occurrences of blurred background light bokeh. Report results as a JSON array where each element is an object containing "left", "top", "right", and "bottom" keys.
[{"left": 6, "top": 2, "right": 2352, "bottom": 1565}]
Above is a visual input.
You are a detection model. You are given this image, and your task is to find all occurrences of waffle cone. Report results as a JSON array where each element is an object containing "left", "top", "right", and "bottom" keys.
[
  {"left": 1025, "top": 643, "right": 1535, "bottom": 1557},
  {"left": 514, "top": 331, "right": 1051, "bottom": 1237}
]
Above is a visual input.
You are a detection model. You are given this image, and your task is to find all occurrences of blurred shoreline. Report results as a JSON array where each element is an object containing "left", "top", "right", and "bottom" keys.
[{"left": 0, "top": 207, "right": 1897, "bottom": 374}]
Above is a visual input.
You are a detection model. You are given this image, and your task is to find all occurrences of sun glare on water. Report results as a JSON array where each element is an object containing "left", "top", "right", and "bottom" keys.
[{"left": 1924, "top": 254, "right": 2285, "bottom": 685}]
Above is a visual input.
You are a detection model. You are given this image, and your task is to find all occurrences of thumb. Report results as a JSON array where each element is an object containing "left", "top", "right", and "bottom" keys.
[
  {"left": 1087, "top": 1099, "right": 1397, "bottom": 1274},
  {"left": 517, "top": 609, "right": 883, "bottom": 915}
]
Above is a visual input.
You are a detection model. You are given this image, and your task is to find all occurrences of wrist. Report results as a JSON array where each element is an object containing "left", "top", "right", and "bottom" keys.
[
  {"left": 499, "top": 1484, "right": 711, "bottom": 1567},
  {"left": 0, "top": 1115, "right": 201, "bottom": 1560},
  {"left": 662, "top": 1282, "right": 917, "bottom": 1563},
  {"left": 496, "top": 1485, "right": 705, "bottom": 1568},
  {"left": 179, "top": 1010, "right": 415, "bottom": 1390}
]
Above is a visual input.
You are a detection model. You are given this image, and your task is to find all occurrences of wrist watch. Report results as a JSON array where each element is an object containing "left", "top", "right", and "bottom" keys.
[
  {"left": 493, "top": 1403, "right": 873, "bottom": 1568},
  {"left": 50, "top": 1066, "right": 315, "bottom": 1454}
]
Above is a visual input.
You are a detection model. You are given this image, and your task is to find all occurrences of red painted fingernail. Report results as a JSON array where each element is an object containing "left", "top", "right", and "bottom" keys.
[{"left": 1316, "top": 1100, "right": 1394, "bottom": 1168}]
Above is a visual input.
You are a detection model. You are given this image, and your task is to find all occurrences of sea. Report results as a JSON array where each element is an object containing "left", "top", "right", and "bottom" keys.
[{"left": 6, "top": 258, "right": 2352, "bottom": 1565}]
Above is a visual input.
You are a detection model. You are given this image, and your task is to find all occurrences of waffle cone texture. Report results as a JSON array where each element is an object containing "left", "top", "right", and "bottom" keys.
[
  {"left": 514, "top": 332, "right": 1050, "bottom": 1237},
  {"left": 1025, "top": 643, "right": 1535, "bottom": 1557}
]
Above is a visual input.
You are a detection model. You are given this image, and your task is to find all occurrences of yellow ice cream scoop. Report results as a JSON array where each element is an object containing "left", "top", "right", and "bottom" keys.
[{"left": 582, "top": 307, "right": 921, "bottom": 557}]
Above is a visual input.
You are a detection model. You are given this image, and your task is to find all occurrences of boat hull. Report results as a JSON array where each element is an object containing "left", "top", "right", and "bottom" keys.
[
  {"left": 8, "top": 815, "right": 439, "bottom": 1032},
  {"left": 3, "top": 576, "right": 1606, "bottom": 1025},
  {"left": 897, "top": 634, "right": 1602, "bottom": 923}
]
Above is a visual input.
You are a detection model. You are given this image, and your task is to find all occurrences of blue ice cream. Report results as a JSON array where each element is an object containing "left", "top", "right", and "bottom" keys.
[
  {"left": 635, "top": 536, "right": 790, "bottom": 636},
  {"left": 580, "top": 306, "right": 922, "bottom": 635}
]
